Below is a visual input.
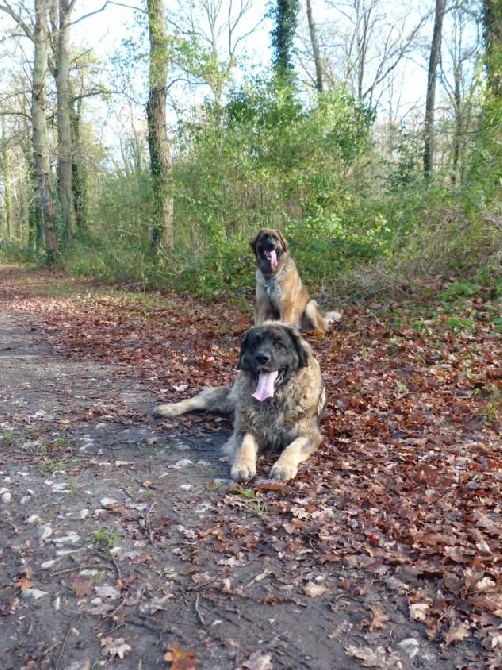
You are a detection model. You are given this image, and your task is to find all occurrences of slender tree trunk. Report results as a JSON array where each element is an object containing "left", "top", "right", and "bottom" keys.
[
  {"left": 147, "top": 0, "right": 173, "bottom": 252},
  {"left": 483, "top": 0, "right": 502, "bottom": 97},
  {"left": 423, "top": 0, "right": 447, "bottom": 181},
  {"left": 32, "top": 0, "right": 58, "bottom": 264},
  {"left": 356, "top": 0, "right": 368, "bottom": 102},
  {"left": 70, "top": 97, "right": 88, "bottom": 231},
  {"left": 56, "top": 0, "right": 75, "bottom": 245},
  {"left": 2, "top": 116, "right": 12, "bottom": 239},
  {"left": 451, "top": 64, "right": 461, "bottom": 185},
  {"left": 306, "top": 0, "right": 323, "bottom": 93}
]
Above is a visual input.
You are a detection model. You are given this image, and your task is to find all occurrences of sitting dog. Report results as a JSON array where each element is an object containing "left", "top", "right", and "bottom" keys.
[
  {"left": 251, "top": 228, "right": 341, "bottom": 333},
  {"left": 155, "top": 322, "right": 326, "bottom": 483}
]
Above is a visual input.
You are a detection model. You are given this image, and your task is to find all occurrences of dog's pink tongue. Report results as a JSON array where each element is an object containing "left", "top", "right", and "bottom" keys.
[
  {"left": 252, "top": 370, "right": 278, "bottom": 401},
  {"left": 269, "top": 249, "right": 278, "bottom": 270}
]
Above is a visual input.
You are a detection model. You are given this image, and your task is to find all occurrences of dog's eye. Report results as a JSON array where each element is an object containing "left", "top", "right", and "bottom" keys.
[{"left": 274, "top": 340, "right": 285, "bottom": 349}]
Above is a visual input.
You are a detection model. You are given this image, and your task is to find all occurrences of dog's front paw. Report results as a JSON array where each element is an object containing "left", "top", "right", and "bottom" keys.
[
  {"left": 269, "top": 461, "right": 298, "bottom": 482},
  {"left": 231, "top": 461, "right": 257, "bottom": 483}
]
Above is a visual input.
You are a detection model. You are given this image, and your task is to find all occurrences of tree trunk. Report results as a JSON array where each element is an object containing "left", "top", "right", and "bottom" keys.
[
  {"left": 271, "top": 0, "right": 300, "bottom": 81},
  {"left": 306, "top": 0, "right": 323, "bottom": 93},
  {"left": 483, "top": 0, "right": 502, "bottom": 97},
  {"left": 147, "top": 0, "right": 173, "bottom": 252},
  {"left": 2, "top": 116, "right": 13, "bottom": 239},
  {"left": 32, "top": 0, "right": 58, "bottom": 264},
  {"left": 70, "top": 97, "right": 88, "bottom": 231},
  {"left": 56, "top": 0, "right": 75, "bottom": 245},
  {"left": 423, "top": 0, "right": 447, "bottom": 181},
  {"left": 451, "top": 64, "right": 461, "bottom": 185}
]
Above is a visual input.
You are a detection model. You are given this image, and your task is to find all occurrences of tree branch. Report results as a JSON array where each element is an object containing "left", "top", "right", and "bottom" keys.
[{"left": 0, "top": 2, "right": 34, "bottom": 41}]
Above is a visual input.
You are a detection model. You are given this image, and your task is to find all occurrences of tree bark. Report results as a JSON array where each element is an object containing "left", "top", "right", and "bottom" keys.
[
  {"left": 306, "top": 0, "right": 323, "bottom": 93},
  {"left": 147, "top": 0, "right": 173, "bottom": 252},
  {"left": 483, "top": 0, "right": 502, "bottom": 97},
  {"left": 32, "top": 0, "right": 58, "bottom": 263},
  {"left": 70, "top": 97, "right": 88, "bottom": 231},
  {"left": 423, "top": 0, "right": 447, "bottom": 181},
  {"left": 56, "top": 0, "right": 75, "bottom": 244},
  {"left": 272, "top": 0, "right": 300, "bottom": 81},
  {"left": 2, "top": 116, "right": 13, "bottom": 239}
]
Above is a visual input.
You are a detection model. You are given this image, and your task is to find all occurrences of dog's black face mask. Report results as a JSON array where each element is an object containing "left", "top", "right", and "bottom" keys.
[
  {"left": 251, "top": 230, "right": 288, "bottom": 274},
  {"left": 238, "top": 324, "right": 309, "bottom": 401},
  {"left": 257, "top": 234, "right": 280, "bottom": 271}
]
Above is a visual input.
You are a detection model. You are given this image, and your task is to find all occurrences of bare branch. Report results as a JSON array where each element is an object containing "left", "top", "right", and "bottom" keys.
[{"left": 0, "top": 1, "right": 34, "bottom": 41}]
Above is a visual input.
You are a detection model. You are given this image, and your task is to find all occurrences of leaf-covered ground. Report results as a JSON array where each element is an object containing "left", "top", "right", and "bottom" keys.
[{"left": 0, "top": 265, "right": 500, "bottom": 669}]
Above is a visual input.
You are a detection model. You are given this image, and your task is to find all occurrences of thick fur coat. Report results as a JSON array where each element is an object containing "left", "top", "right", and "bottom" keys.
[
  {"left": 155, "top": 323, "right": 325, "bottom": 482},
  {"left": 251, "top": 228, "right": 341, "bottom": 333}
]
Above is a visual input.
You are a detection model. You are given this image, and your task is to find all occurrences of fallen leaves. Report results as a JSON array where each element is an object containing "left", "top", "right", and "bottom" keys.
[
  {"left": 409, "top": 603, "right": 429, "bottom": 622},
  {"left": 164, "top": 643, "right": 200, "bottom": 669},
  {"left": 236, "top": 650, "right": 273, "bottom": 669},
  {"left": 345, "top": 644, "right": 402, "bottom": 668},
  {"left": 101, "top": 636, "right": 131, "bottom": 659},
  {"left": 15, "top": 574, "right": 34, "bottom": 591},
  {"left": 361, "top": 605, "right": 389, "bottom": 632},
  {"left": 444, "top": 622, "right": 471, "bottom": 646},
  {"left": 62, "top": 573, "right": 93, "bottom": 597},
  {"left": 304, "top": 581, "right": 328, "bottom": 598},
  {"left": 2, "top": 269, "right": 501, "bottom": 667}
]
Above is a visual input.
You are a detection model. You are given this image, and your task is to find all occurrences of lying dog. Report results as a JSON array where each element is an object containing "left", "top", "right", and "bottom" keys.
[
  {"left": 155, "top": 322, "right": 325, "bottom": 483},
  {"left": 251, "top": 228, "right": 341, "bottom": 333}
]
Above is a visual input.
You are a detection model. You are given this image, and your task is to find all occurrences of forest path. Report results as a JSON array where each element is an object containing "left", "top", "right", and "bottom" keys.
[{"left": 0, "top": 266, "right": 497, "bottom": 669}]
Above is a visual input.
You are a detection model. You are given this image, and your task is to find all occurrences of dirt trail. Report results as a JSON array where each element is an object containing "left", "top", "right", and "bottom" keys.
[{"left": 0, "top": 289, "right": 491, "bottom": 669}]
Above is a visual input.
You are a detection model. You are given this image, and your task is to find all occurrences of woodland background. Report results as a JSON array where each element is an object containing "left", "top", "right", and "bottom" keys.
[
  {"left": 0, "top": 0, "right": 501, "bottom": 299},
  {"left": 0, "top": 5, "right": 501, "bottom": 665}
]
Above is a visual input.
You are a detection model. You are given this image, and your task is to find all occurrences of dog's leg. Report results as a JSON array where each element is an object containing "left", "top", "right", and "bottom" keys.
[
  {"left": 254, "top": 294, "right": 276, "bottom": 325},
  {"left": 279, "top": 301, "right": 302, "bottom": 328},
  {"left": 230, "top": 433, "right": 259, "bottom": 483},
  {"left": 269, "top": 433, "right": 321, "bottom": 481},
  {"left": 254, "top": 303, "right": 269, "bottom": 326},
  {"left": 154, "top": 386, "right": 232, "bottom": 418}
]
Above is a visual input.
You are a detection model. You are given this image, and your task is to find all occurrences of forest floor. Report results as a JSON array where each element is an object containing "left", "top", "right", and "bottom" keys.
[{"left": 0, "top": 265, "right": 500, "bottom": 670}]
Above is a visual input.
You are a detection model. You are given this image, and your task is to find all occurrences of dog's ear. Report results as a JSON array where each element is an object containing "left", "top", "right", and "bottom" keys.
[
  {"left": 249, "top": 231, "right": 262, "bottom": 255},
  {"left": 275, "top": 230, "right": 289, "bottom": 252},
  {"left": 237, "top": 331, "right": 251, "bottom": 369},
  {"left": 286, "top": 326, "right": 309, "bottom": 368}
]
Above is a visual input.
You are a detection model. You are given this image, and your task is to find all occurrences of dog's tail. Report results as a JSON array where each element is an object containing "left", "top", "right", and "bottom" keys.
[
  {"left": 304, "top": 300, "right": 343, "bottom": 332},
  {"left": 324, "top": 309, "right": 343, "bottom": 327},
  {"left": 154, "top": 385, "right": 233, "bottom": 418}
]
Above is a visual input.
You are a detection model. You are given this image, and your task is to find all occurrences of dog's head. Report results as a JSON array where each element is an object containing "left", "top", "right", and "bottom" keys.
[
  {"left": 250, "top": 229, "right": 288, "bottom": 275},
  {"left": 238, "top": 322, "right": 309, "bottom": 401}
]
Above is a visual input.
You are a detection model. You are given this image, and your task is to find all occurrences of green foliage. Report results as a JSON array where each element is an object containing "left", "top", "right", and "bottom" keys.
[
  {"left": 164, "top": 79, "right": 377, "bottom": 295},
  {"left": 64, "top": 167, "right": 161, "bottom": 286},
  {"left": 0, "top": 240, "right": 39, "bottom": 264},
  {"left": 269, "top": 0, "right": 300, "bottom": 79},
  {"left": 57, "top": 64, "right": 500, "bottom": 302},
  {"left": 91, "top": 527, "right": 121, "bottom": 552},
  {"left": 440, "top": 281, "right": 480, "bottom": 301},
  {"left": 444, "top": 315, "right": 477, "bottom": 334},
  {"left": 394, "top": 203, "right": 502, "bottom": 280}
]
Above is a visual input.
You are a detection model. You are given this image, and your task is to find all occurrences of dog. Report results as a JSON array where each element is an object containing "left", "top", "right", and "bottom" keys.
[
  {"left": 155, "top": 322, "right": 326, "bottom": 483},
  {"left": 250, "top": 228, "right": 341, "bottom": 333}
]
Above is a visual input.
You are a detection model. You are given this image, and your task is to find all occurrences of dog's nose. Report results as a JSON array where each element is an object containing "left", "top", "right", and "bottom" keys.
[{"left": 255, "top": 351, "right": 270, "bottom": 365}]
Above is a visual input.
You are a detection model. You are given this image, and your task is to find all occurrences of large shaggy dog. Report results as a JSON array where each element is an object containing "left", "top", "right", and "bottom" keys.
[
  {"left": 251, "top": 228, "right": 341, "bottom": 333},
  {"left": 155, "top": 322, "right": 325, "bottom": 483}
]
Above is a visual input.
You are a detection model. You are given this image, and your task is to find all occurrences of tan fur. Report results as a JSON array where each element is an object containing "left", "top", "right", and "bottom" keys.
[
  {"left": 155, "top": 323, "right": 326, "bottom": 483},
  {"left": 250, "top": 228, "right": 341, "bottom": 333}
]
